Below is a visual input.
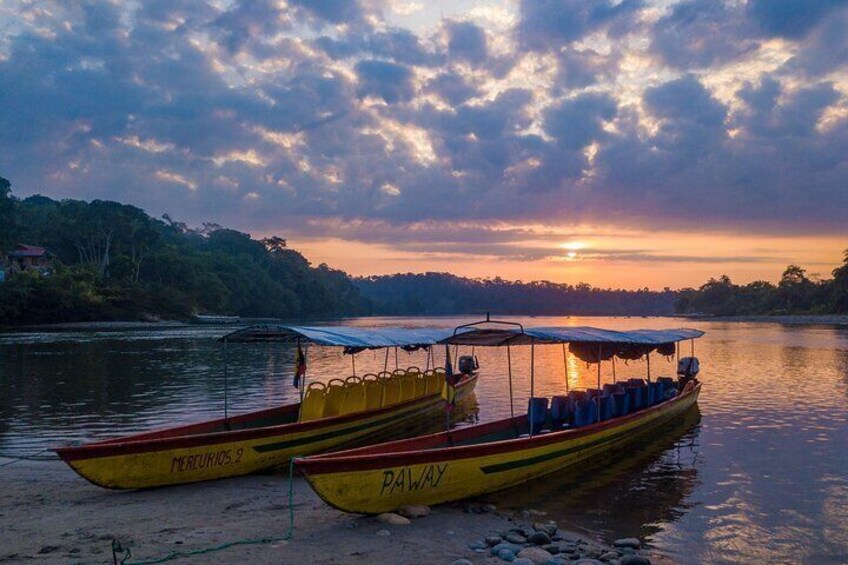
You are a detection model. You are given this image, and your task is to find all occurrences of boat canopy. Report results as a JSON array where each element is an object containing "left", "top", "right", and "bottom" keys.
[
  {"left": 221, "top": 324, "right": 456, "bottom": 350},
  {"left": 441, "top": 326, "right": 704, "bottom": 347}
]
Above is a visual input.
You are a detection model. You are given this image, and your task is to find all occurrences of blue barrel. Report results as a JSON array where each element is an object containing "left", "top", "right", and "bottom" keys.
[
  {"left": 628, "top": 378, "right": 645, "bottom": 387},
  {"left": 527, "top": 397, "right": 549, "bottom": 434},
  {"left": 598, "top": 396, "right": 614, "bottom": 421},
  {"left": 550, "top": 395, "right": 570, "bottom": 427},
  {"left": 612, "top": 391, "right": 630, "bottom": 417},
  {"left": 586, "top": 388, "right": 602, "bottom": 400},
  {"left": 602, "top": 383, "right": 618, "bottom": 396},
  {"left": 627, "top": 386, "right": 643, "bottom": 410}
]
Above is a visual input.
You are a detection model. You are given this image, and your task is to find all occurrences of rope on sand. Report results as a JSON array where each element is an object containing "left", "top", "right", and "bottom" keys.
[{"left": 112, "top": 458, "right": 299, "bottom": 565}]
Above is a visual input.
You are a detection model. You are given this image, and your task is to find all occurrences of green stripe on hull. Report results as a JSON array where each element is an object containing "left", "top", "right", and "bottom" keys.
[
  {"left": 252, "top": 402, "right": 433, "bottom": 454},
  {"left": 480, "top": 404, "right": 685, "bottom": 475}
]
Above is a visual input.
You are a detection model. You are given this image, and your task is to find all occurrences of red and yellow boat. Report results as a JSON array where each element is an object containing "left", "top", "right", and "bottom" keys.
[
  {"left": 54, "top": 325, "right": 478, "bottom": 489},
  {"left": 295, "top": 323, "right": 705, "bottom": 513}
]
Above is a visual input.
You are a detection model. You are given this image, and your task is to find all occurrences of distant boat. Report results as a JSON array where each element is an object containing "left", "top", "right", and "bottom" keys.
[
  {"left": 54, "top": 325, "right": 478, "bottom": 489},
  {"left": 193, "top": 314, "right": 241, "bottom": 324}
]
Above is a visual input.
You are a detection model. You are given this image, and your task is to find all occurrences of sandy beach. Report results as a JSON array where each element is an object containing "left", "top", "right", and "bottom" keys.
[{"left": 0, "top": 457, "right": 663, "bottom": 565}]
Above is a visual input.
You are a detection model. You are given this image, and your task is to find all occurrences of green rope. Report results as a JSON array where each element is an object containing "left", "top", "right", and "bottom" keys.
[{"left": 114, "top": 458, "right": 298, "bottom": 565}]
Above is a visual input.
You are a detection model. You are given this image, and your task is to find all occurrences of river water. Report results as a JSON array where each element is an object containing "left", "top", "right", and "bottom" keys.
[{"left": 1, "top": 316, "right": 847, "bottom": 564}]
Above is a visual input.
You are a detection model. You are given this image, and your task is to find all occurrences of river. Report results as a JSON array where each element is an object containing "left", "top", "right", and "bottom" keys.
[{"left": 1, "top": 316, "right": 846, "bottom": 563}]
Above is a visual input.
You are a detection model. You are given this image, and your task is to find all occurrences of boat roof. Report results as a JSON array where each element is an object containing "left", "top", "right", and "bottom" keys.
[
  {"left": 221, "top": 323, "right": 704, "bottom": 349},
  {"left": 221, "top": 324, "right": 456, "bottom": 349},
  {"left": 440, "top": 326, "right": 705, "bottom": 347}
]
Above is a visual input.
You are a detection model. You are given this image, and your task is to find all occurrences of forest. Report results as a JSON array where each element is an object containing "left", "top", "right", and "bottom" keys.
[
  {"left": 0, "top": 177, "right": 365, "bottom": 324},
  {"left": 1, "top": 176, "right": 846, "bottom": 325}
]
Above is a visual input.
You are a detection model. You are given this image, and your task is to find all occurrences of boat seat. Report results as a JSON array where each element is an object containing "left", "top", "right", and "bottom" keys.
[
  {"left": 527, "top": 397, "right": 549, "bottom": 434},
  {"left": 407, "top": 367, "right": 426, "bottom": 397},
  {"left": 628, "top": 378, "right": 645, "bottom": 387},
  {"left": 612, "top": 391, "right": 630, "bottom": 417},
  {"left": 650, "top": 381, "right": 664, "bottom": 405},
  {"left": 642, "top": 383, "right": 655, "bottom": 407},
  {"left": 398, "top": 372, "right": 417, "bottom": 402},
  {"left": 550, "top": 395, "right": 570, "bottom": 427},
  {"left": 362, "top": 374, "right": 383, "bottom": 410},
  {"left": 299, "top": 382, "right": 326, "bottom": 422},
  {"left": 586, "top": 387, "right": 602, "bottom": 400},
  {"left": 322, "top": 378, "right": 347, "bottom": 417},
  {"left": 596, "top": 395, "right": 615, "bottom": 421},
  {"left": 340, "top": 376, "right": 366, "bottom": 414},
  {"left": 567, "top": 390, "right": 587, "bottom": 414},
  {"left": 423, "top": 370, "right": 441, "bottom": 395},
  {"left": 573, "top": 398, "right": 597, "bottom": 427},
  {"left": 627, "top": 385, "right": 643, "bottom": 411},
  {"left": 602, "top": 383, "right": 618, "bottom": 396},
  {"left": 379, "top": 372, "right": 402, "bottom": 406}
]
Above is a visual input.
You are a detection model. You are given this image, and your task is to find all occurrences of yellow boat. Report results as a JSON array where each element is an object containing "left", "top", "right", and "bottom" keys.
[
  {"left": 295, "top": 322, "right": 705, "bottom": 513},
  {"left": 54, "top": 325, "right": 478, "bottom": 489}
]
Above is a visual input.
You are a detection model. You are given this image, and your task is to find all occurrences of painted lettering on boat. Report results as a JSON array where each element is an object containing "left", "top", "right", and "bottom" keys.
[
  {"left": 379, "top": 464, "right": 447, "bottom": 496},
  {"left": 170, "top": 448, "right": 244, "bottom": 473}
]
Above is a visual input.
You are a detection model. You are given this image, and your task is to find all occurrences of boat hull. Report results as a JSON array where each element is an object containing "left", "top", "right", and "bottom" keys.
[
  {"left": 55, "top": 377, "right": 477, "bottom": 489},
  {"left": 296, "top": 384, "right": 700, "bottom": 513}
]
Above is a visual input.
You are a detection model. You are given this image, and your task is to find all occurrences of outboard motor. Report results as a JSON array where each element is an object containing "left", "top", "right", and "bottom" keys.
[
  {"left": 677, "top": 356, "right": 700, "bottom": 389},
  {"left": 458, "top": 355, "right": 479, "bottom": 375}
]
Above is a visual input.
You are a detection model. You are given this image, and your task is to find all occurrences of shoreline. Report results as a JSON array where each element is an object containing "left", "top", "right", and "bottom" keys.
[
  {"left": 0, "top": 458, "right": 665, "bottom": 564},
  {"left": 682, "top": 314, "right": 848, "bottom": 326}
]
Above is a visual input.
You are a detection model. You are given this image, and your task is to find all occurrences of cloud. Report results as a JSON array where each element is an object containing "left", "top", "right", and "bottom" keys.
[
  {"left": 747, "top": 0, "right": 848, "bottom": 39},
  {"left": 0, "top": 0, "right": 845, "bottom": 253}
]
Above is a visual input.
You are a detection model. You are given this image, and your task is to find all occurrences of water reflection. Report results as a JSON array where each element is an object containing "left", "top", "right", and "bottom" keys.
[
  {"left": 2, "top": 317, "right": 848, "bottom": 564},
  {"left": 486, "top": 406, "right": 702, "bottom": 548}
]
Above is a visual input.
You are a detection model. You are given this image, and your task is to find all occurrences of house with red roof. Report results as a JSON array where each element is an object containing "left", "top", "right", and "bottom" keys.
[{"left": 1, "top": 244, "right": 54, "bottom": 281}]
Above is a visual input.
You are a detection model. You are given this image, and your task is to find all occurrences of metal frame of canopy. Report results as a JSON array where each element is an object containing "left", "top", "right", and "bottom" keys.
[
  {"left": 440, "top": 320, "right": 705, "bottom": 430},
  {"left": 217, "top": 324, "right": 459, "bottom": 424}
]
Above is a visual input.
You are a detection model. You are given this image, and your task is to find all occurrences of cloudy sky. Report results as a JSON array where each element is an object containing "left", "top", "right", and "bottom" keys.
[{"left": 1, "top": 0, "right": 846, "bottom": 288}]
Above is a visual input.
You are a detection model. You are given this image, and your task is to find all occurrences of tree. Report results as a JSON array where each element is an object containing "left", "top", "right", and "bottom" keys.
[
  {"left": 0, "top": 176, "right": 16, "bottom": 250},
  {"left": 778, "top": 264, "right": 813, "bottom": 312}
]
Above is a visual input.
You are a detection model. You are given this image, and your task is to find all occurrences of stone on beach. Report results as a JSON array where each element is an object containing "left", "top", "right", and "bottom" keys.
[
  {"left": 505, "top": 532, "right": 528, "bottom": 544},
  {"left": 498, "top": 548, "right": 517, "bottom": 561},
  {"left": 398, "top": 504, "right": 430, "bottom": 518},
  {"left": 451, "top": 560, "right": 473, "bottom": 565},
  {"left": 528, "top": 531, "right": 552, "bottom": 545},
  {"left": 613, "top": 538, "right": 641, "bottom": 549},
  {"left": 516, "top": 546, "right": 554, "bottom": 564},
  {"left": 375, "top": 529, "right": 391, "bottom": 537},
  {"left": 486, "top": 535, "right": 504, "bottom": 546},
  {"left": 533, "top": 521, "right": 558, "bottom": 536},
  {"left": 375, "top": 513, "right": 410, "bottom": 526}
]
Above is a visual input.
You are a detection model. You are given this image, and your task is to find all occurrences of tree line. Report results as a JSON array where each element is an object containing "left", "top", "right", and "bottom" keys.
[
  {"left": 0, "top": 177, "right": 365, "bottom": 325},
  {"left": 674, "top": 259, "right": 848, "bottom": 316}
]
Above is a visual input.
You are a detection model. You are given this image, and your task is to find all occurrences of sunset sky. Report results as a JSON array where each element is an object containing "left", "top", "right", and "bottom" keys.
[{"left": 1, "top": 0, "right": 846, "bottom": 289}]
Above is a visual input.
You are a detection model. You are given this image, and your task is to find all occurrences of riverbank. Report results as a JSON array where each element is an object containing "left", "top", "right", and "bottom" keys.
[
  {"left": 0, "top": 459, "right": 662, "bottom": 564},
  {"left": 684, "top": 314, "right": 848, "bottom": 326}
]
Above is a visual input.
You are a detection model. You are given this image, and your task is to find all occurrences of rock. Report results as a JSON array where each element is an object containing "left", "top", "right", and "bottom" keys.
[
  {"left": 376, "top": 513, "right": 411, "bottom": 526},
  {"left": 534, "top": 522, "right": 558, "bottom": 536},
  {"left": 542, "top": 544, "right": 560, "bottom": 554},
  {"left": 600, "top": 550, "right": 621, "bottom": 561},
  {"left": 482, "top": 504, "right": 498, "bottom": 513},
  {"left": 498, "top": 548, "right": 517, "bottom": 562},
  {"left": 398, "top": 504, "right": 430, "bottom": 518},
  {"left": 468, "top": 541, "right": 488, "bottom": 551},
  {"left": 528, "top": 531, "right": 552, "bottom": 546},
  {"left": 513, "top": 559, "right": 536, "bottom": 565},
  {"left": 573, "top": 560, "right": 605, "bottom": 565},
  {"left": 492, "top": 542, "right": 525, "bottom": 557},
  {"left": 517, "top": 546, "right": 554, "bottom": 564},
  {"left": 619, "top": 556, "right": 650, "bottom": 565},
  {"left": 505, "top": 533, "right": 528, "bottom": 545},
  {"left": 582, "top": 547, "right": 602, "bottom": 558},
  {"left": 451, "top": 560, "right": 473, "bottom": 565},
  {"left": 486, "top": 535, "right": 505, "bottom": 547},
  {"left": 613, "top": 538, "right": 641, "bottom": 549},
  {"left": 375, "top": 529, "right": 391, "bottom": 537},
  {"left": 620, "top": 547, "right": 636, "bottom": 555}
]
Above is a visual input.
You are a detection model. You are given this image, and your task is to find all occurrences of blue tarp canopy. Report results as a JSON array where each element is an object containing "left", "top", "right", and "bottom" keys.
[
  {"left": 221, "top": 324, "right": 456, "bottom": 349},
  {"left": 440, "top": 326, "right": 704, "bottom": 347}
]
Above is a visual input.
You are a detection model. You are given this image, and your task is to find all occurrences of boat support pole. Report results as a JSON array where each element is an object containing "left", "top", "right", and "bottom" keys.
[
  {"left": 529, "top": 339, "right": 536, "bottom": 435},
  {"left": 383, "top": 347, "right": 390, "bottom": 373},
  {"left": 223, "top": 338, "right": 229, "bottom": 425},
  {"left": 562, "top": 343, "right": 569, "bottom": 394},
  {"left": 597, "top": 344, "right": 602, "bottom": 423},
  {"left": 507, "top": 343, "right": 515, "bottom": 419},
  {"left": 351, "top": 353, "right": 356, "bottom": 377},
  {"left": 394, "top": 347, "right": 399, "bottom": 371},
  {"left": 646, "top": 351, "right": 651, "bottom": 383},
  {"left": 612, "top": 356, "right": 616, "bottom": 384}
]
